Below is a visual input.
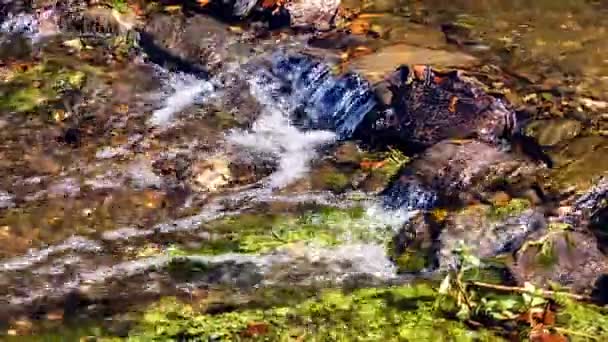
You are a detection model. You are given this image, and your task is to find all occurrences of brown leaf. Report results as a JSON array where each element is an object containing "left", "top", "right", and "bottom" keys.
[{"left": 241, "top": 322, "right": 269, "bottom": 337}]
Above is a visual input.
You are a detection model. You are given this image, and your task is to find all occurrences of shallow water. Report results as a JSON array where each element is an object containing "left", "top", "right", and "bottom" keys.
[{"left": 0, "top": 0, "right": 607, "bottom": 339}]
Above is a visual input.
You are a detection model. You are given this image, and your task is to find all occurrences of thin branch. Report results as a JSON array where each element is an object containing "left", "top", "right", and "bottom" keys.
[{"left": 470, "top": 281, "right": 592, "bottom": 302}]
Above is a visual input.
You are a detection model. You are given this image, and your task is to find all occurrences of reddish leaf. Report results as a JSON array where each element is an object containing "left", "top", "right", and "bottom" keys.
[{"left": 241, "top": 322, "right": 269, "bottom": 337}]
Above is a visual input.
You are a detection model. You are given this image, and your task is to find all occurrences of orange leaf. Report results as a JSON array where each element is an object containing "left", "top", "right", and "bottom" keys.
[
  {"left": 242, "top": 322, "right": 269, "bottom": 337},
  {"left": 360, "top": 160, "right": 387, "bottom": 170}
]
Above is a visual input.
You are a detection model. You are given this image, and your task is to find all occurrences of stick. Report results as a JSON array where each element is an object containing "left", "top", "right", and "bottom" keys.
[{"left": 470, "top": 281, "right": 592, "bottom": 302}]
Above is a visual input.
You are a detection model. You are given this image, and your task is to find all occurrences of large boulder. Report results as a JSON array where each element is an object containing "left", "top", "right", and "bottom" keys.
[{"left": 439, "top": 205, "right": 546, "bottom": 270}]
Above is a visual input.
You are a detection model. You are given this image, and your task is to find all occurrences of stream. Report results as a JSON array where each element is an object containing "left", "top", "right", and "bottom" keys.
[{"left": 0, "top": 0, "right": 607, "bottom": 340}]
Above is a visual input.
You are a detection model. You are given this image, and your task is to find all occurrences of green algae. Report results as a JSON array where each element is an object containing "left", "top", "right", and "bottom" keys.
[
  {"left": 0, "top": 61, "right": 86, "bottom": 114},
  {"left": 487, "top": 198, "right": 531, "bottom": 221},
  {"left": 124, "top": 284, "right": 503, "bottom": 341},
  {"left": 175, "top": 206, "right": 394, "bottom": 256}
]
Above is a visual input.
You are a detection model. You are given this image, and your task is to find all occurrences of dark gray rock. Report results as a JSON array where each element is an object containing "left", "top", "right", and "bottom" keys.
[{"left": 373, "top": 66, "right": 516, "bottom": 150}]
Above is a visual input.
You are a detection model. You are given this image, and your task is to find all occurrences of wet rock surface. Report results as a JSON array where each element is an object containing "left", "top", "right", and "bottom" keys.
[
  {"left": 372, "top": 66, "right": 517, "bottom": 149},
  {"left": 383, "top": 140, "right": 538, "bottom": 209},
  {"left": 512, "top": 230, "right": 608, "bottom": 294}
]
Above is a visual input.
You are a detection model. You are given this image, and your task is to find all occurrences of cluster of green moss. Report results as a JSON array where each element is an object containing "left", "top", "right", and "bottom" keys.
[
  {"left": 555, "top": 295, "right": 608, "bottom": 340},
  {"left": 487, "top": 198, "right": 531, "bottom": 221},
  {"left": 172, "top": 206, "right": 394, "bottom": 256},
  {"left": 122, "top": 284, "right": 502, "bottom": 341},
  {"left": 0, "top": 61, "right": 86, "bottom": 114}
]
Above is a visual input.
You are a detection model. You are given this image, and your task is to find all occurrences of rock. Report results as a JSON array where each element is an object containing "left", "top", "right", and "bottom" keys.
[
  {"left": 510, "top": 178, "right": 608, "bottom": 294},
  {"left": 284, "top": 0, "right": 341, "bottom": 30},
  {"left": 140, "top": 13, "right": 239, "bottom": 75},
  {"left": 383, "top": 140, "right": 538, "bottom": 209},
  {"left": 191, "top": 157, "right": 232, "bottom": 192},
  {"left": 390, "top": 212, "right": 440, "bottom": 272},
  {"left": 547, "top": 136, "right": 608, "bottom": 192},
  {"left": 512, "top": 230, "right": 608, "bottom": 294},
  {"left": 371, "top": 65, "right": 516, "bottom": 149},
  {"left": 439, "top": 207, "right": 546, "bottom": 270},
  {"left": 561, "top": 177, "right": 608, "bottom": 228},
  {"left": 350, "top": 44, "right": 478, "bottom": 84},
  {"left": 525, "top": 119, "right": 582, "bottom": 146},
  {"left": 0, "top": 33, "right": 32, "bottom": 61}
]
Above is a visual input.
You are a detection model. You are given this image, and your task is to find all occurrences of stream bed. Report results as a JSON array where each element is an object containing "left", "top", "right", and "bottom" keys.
[{"left": 0, "top": 0, "right": 607, "bottom": 340}]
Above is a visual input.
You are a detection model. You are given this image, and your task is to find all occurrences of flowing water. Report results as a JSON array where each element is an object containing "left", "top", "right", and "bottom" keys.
[{"left": 0, "top": 0, "right": 607, "bottom": 339}]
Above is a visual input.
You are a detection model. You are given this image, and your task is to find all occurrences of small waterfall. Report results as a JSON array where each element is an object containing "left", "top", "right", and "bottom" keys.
[
  {"left": 266, "top": 52, "right": 378, "bottom": 139},
  {"left": 227, "top": 69, "right": 337, "bottom": 189}
]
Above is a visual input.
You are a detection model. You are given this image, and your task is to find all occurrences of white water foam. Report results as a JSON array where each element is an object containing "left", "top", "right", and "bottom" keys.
[
  {"left": 149, "top": 71, "right": 213, "bottom": 127},
  {"left": 226, "top": 75, "right": 336, "bottom": 189}
]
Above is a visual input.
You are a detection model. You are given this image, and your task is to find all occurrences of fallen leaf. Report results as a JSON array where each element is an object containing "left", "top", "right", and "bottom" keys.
[
  {"left": 241, "top": 322, "right": 269, "bottom": 337},
  {"left": 360, "top": 160, "right": 387, "bottom": 170}
]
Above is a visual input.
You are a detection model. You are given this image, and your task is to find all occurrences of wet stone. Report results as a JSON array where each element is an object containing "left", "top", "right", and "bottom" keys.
[
  {"left": 371, "top": 66, "right": 516, "bottom": 149},
  {"left": 525, "top": 119, "right": 583, "bottom": 147},
  {"left": 512, "top": 230, "right": 608, "bottom": 294},
  {"left": 350, "top": 44, "right": 478, "bottom": 84},
  {"left": 439, "top": 207, "right": 546, "bottom": 270},
  {"left": 383, "top": 140, "right": 537, "bottom": 210}
]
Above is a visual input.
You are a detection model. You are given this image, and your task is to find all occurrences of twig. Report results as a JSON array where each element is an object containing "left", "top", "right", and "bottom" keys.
[
  {"left": 554, "top": 327, "right": 600, "bottom": 341},
  {"left": 470, "top": 281, "right": 592, "bottom": 302}
]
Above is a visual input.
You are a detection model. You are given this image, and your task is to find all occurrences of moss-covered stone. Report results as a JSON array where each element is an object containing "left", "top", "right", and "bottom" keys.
[
  {"left": 0, "top": 61, "right": 86, "bottom": 114},
  {"left": 487, "top": 198, "right": 531, "bottom": 221}
]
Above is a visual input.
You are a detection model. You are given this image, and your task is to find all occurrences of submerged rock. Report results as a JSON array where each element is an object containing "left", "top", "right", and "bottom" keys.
[
  {"left": 351, "top": 44, "right": 478, "bottom": 84},
  {"left": 525, "top": 119, "right": 582, "bottom": 147},
  {"left": 140, "top": 13, "right": 242, "bottom": 76},
  {"left": 383, "top": 140, "right": 537, "bottom": 210},
  {"left": 372, "top": 66, "right": 517, "bottom": 150}
]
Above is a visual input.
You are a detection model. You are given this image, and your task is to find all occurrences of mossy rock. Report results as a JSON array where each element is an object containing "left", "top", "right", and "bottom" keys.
[{"left": 0, "top": 61, "right": 86, "bottom": 114}]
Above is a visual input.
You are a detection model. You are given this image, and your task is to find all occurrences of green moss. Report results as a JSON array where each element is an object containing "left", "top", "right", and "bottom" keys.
[
  {"left": 0, "top": 62, "right": 86, "bottom": 114},
  {"left": 395, "top": 249, "right": 430, "bottom": 273},
  {"left": 555, "top": 296, "right": 608, "bottom": 341},
  {"left": 487, "top": 198, "right": 531, "bottom": 221},
  {"left": 177, "top": 206, "right": 393, "bottom": 256},
  {"left": 321, "top": 171, "right": 351, "bottom": 192},
  {"left": 126, "top": 285, "right": 503, "bottom": 341}
]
